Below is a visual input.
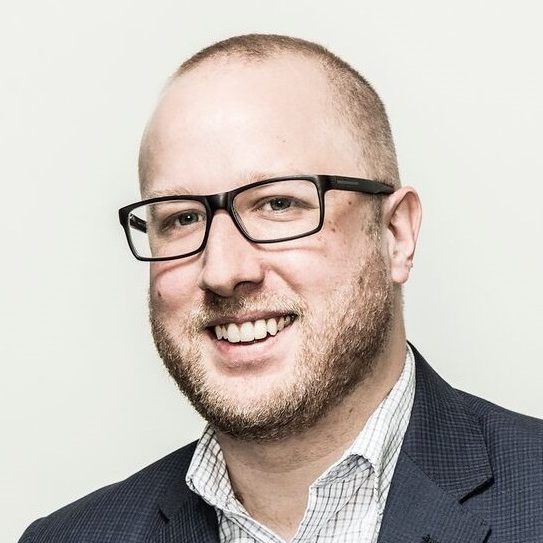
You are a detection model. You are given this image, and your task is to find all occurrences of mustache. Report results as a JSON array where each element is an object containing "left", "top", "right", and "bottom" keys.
[
  {"left": 149, "top": 289, "right": 307, "bottom": 332},
  {"left": 192, "top": 291, "right": 306, "bottom": 329}
]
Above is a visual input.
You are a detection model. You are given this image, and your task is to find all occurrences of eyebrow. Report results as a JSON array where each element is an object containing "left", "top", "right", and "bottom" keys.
[
  {"left": 143, "top": 185, "right": 193, "bottom": 199},
  {"left": 143, "top": 169, "right": 308, "bottom": 199},
  {"left": 244, "top": 168, "right": 308, "bottom": 183}
]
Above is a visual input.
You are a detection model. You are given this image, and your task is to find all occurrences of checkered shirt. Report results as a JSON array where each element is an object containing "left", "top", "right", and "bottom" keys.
[{"left": 186, "top": 345, "right": 415, "bottom": 543}]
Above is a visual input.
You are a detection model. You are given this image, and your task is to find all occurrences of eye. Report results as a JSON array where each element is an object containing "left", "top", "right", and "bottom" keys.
[
  {"left": 176, "top": 211, "right": 203, "bottom": 225},
  {"left": 265, "top": 197, "right": 294, "bottom": 211},
  {"left": 159, "top": 210, "right": 206, "bottom": 232}
]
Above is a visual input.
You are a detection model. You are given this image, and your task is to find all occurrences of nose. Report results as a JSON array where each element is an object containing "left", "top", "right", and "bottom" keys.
[{"left": 196, "top": 211, "right": 265, "bottom": 297}]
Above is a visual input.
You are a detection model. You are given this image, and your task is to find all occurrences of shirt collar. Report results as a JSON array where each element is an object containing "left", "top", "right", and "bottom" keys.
[
  {"left": 346, "top": 344, "right": 415, "bottom": 510},
  {"left": 186, "top": 424, "right": 233, "bottom": 510}
]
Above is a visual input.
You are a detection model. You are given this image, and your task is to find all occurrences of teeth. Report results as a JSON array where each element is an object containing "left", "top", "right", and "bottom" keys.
[
  {"left": 266, "top": 318, "right": 277, "bottom": 336},
  {"left": 254, "top": 319, "right": 267, "bottom": 340},
  {"left": 212, "top": 315, "right": 294, "bottom": 343},
  {"left": 239, "top": 322, "right": 254, "bottom": 342},
  {"left": 226, "top": 323, "right": 241, "bottom": 343}
]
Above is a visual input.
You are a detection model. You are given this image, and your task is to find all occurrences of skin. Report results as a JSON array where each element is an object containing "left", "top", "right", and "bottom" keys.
[{"left": 142, "top": 54, "right": 421, "bottom": 540}]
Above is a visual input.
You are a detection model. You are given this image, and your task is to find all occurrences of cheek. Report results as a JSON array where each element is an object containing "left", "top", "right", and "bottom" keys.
[
  {"left": 150, "top": 263, "right": 198, "bottom": 312},
  {"left": 274, "top": 230, "right": 357, "bottom": 293},
  {"left": 323, "top": 217, "right": 356, "bottom": 252}
]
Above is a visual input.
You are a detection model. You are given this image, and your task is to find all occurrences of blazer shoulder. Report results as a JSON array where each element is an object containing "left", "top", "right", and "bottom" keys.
[
  {"left": 456, "top": 388, "right": 543, "bottom": 464},
  {"left": 20, "top": 441, "right": 198, "bottom": 543},
  {"left": 457, "top": 388, "right": 543, "bottom": 436}
]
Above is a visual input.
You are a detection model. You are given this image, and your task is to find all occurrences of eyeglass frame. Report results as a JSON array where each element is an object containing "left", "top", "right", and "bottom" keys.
[{"left": 118, "top": 174, "right": 395, "bottom": 262}]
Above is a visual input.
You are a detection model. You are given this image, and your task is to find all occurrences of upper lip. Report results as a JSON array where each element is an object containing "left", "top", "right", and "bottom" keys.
[{"left": 205, "top": 311, "right": 296, "bottom": 328}]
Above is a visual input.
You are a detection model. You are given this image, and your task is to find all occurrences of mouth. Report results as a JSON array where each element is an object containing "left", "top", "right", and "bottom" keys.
[{"left": 207, "top": 314, "right": 297, "bottom": 344}]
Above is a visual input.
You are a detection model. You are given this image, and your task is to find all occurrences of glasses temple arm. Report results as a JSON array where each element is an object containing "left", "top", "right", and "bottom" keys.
[
  {"left": 129, "top": 213, "right": 147, "bottom": 233},
  {"left": 328, "top": 176, "right": 394, "bottom": 194}
]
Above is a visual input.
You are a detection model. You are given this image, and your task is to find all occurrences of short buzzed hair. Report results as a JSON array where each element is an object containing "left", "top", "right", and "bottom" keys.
[{"left": 140, "top": 34, "right": 400, "bottom": 189}]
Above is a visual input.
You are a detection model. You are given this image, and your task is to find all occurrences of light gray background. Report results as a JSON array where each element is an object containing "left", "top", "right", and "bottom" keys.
[{"left": 2, "top": 1, "right": 542, "bottom": 540}]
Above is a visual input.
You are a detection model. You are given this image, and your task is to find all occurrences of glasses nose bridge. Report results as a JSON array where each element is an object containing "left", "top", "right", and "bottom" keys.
[{"left": 205, "top": 191, "right": 246, "bottom": 240}]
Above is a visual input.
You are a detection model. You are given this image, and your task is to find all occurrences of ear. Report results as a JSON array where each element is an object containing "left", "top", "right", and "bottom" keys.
[{"left": 382, "top": 186, "right": 422, "bottom": 285}]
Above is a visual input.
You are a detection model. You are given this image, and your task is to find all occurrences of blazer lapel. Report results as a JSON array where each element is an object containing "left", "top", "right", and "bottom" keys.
[
  {"left": 147, "top": 442, "right": 220, "bottom": 543},
  {"left": 376, "top": 453, "right": 490, "bottom": 543},
  {"left": 377, "top": 345, "right": 493, "bottom": 543},
  {"left": 151, "top": 492, "right": 219, "bottom": 543}
]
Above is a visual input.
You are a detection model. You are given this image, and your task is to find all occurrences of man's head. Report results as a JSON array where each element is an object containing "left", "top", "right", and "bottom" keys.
[{"left": 138, "top": 34, "right": 420, "bottom": 442}]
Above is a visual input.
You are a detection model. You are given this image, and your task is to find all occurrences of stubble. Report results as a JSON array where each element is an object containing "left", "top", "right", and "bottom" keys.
[{"left": 150, "top": 239, "right": 393, "bottom": 442}]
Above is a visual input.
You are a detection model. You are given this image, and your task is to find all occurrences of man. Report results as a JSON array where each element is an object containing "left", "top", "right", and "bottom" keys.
[{"left": 21, "top": 34, "right": 543, "bottom": 543}]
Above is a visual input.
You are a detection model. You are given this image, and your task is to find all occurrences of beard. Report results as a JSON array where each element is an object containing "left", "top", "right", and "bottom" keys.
[{"left": 150, "top": 242, "right": 394, "bottom": 443}]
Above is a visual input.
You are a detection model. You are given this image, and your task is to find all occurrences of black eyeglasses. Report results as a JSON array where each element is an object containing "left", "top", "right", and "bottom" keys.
[{"left": 118, "top": 174, "right": 394, "bottom": 262}]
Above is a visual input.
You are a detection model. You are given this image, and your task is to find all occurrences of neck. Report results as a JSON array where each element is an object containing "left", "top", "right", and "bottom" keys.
[{"left": 216, "top": 328, "right": 407, "bottom": 541}]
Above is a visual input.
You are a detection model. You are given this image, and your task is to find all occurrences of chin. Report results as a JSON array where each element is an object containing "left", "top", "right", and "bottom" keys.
[{"left": 207, "top": 365, "right": 296, "bottom": 408}]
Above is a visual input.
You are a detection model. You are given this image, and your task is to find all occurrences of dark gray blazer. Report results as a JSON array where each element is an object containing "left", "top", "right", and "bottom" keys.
[{"left": 19, "top": 345, "right": 543, "bottom": 542}]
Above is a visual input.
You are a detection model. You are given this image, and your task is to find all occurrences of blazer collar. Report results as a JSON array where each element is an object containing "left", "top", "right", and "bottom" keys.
[
  {"left": 150, "top": 442, "right": 219, "bottom": 543},
  {"left": 151, "top": 493, "right": 219, "bottom": 543},
  {"left": 377, "top": 344, "right": 493, "bottom": 543}
]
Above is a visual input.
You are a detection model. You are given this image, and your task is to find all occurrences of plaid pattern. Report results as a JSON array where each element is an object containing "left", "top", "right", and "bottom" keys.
[{"left": 186, "top": 346, "right": 415, "bottom": 543}]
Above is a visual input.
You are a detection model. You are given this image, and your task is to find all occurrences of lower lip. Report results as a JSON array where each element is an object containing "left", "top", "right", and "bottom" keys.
[{"left": 207, "top": 321, "right": 296, "bottom": 371}]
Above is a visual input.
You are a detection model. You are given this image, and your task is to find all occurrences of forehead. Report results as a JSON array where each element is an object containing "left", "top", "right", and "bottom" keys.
[{"left": 141, "top": 55, "right": 359, "bottom": 198}]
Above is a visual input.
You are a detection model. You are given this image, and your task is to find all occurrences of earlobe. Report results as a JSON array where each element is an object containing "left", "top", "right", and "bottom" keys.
[{"left": 384, "top": 187, "right": 422, "bottom": 285}]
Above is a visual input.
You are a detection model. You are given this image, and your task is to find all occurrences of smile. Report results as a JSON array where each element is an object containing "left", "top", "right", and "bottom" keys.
[{"left": 212, "top": 315, "right": 296, "bottom": 344}]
